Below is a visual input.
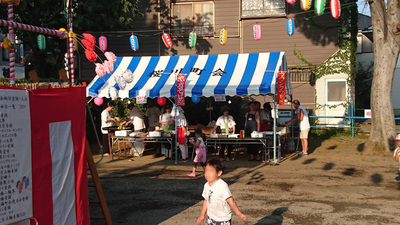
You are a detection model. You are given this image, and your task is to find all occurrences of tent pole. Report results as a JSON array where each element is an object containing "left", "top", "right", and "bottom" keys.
[
  {"left": 273, "top": 91, "right": 277, "bottom": 163},
  {"left": 174, "top": 101, "right": 177, "bottom": 165},
  {"left": 86, "top": 103, "right": 104, "bottom": 164}
]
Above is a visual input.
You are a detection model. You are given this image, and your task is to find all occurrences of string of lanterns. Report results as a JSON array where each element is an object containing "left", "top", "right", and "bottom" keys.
[{"left": 34, "top": 0, "right": 346, "bottom": 52}]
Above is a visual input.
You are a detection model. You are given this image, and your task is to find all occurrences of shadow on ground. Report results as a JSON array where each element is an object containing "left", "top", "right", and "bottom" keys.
[{"left": 255, "top": 207, "right": 288, "bottom": 225}]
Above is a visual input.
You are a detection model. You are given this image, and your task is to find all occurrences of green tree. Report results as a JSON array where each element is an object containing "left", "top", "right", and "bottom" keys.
[{"left": 0, "top": 0, "right": 140, "bottom": 78}]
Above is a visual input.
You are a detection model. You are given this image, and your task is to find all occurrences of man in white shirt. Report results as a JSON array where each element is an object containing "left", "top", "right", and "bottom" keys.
[
  {"left": 145, "top": 98, "right": 161, "bottom": 131},
  {"left": 213, "top": 107, "right": 236, "bottom": 161},
  {"left": 286, "top": 100, "right": 310, "bottom": 156},
  {"left": 128, "top": 103, "right": 146, "bottom": 156},
  {"left": 101, "top": 102, "right": 119, "bottom": 155}
]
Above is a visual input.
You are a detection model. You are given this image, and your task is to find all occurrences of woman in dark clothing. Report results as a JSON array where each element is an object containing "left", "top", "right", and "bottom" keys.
[{"left": 245, "top": 102, "right": 261, "bottom": 161}]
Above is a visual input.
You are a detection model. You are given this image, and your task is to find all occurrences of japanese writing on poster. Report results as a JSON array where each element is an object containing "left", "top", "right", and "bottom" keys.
[
  {"left": 136, "top": 96, "right": 147, "bottom": 104},
  {"left": 176, "top": 74, "right": 185, "bottom": 106},
  {"left": 277, "top": 72, "right": 286, "bottom": 106},
  {"left": 0, "top": 89, "right": 32, "bottom": 225},
  {"left": 214, "top": 94, "right": 226, "bottom": 102}
]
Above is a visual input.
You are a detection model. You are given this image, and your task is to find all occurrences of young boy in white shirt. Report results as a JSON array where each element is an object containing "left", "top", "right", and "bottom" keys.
[{"left": 197, "top": 159, "right": 248, "bottom": 225}]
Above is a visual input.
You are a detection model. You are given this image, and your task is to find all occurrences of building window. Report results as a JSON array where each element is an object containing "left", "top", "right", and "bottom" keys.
[
  {"left": 172, "top": 1, "right": 214, "bottom": 36},
  {"left": 326, "top": 80, "right": 347, "bottom": 104},
  {"left": 242, "top": 0, "right": 286, "bottom": 17}
]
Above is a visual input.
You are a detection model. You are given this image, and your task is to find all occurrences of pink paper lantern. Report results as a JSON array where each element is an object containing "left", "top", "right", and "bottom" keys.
[
  {"left": 94, "top": 97, "right": 103, "bottom": 106},
  {"left": 253, "top": 23, "right": 261, "bottom": 41},
  {"left": 99, "top": 35, "right": 107, "bottom": 51}
]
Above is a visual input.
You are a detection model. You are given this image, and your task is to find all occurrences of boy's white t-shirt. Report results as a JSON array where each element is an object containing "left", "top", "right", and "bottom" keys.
[{"left": 202, "top": 179, "right": 232, "bottom": 221}]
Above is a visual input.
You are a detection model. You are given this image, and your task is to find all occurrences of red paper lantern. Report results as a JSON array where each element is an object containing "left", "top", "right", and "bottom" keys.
[
  {"left": 157, "top": 97, "right": 166, "bottom": 106},
  {"left": 162, "top": 32, "right": 173, "bottom": 48}
]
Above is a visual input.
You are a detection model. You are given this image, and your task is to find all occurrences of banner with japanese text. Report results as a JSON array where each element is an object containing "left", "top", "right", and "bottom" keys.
[
  {"left": 176, "top": 74, "right": 185, "bottom": 106},
  {"left": 0, "top": 86, "right": 89, "bottom": 225},
  {"left": 0, "top": 89, "right": 32, "bottom": 225},
  {"left": 277, "top": 72, "right": 286, "bottom": 105}
]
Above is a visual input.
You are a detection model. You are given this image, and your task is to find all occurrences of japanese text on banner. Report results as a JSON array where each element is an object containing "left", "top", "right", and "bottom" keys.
[
  {"left": 176, "top": 74, "right": 185, "bottom": 106},
  {"left": 277, "top": 72, "right": 286, "bottom": 106},
  {"left": 0, "top": 89, "right": 32, "bottom": 225}
]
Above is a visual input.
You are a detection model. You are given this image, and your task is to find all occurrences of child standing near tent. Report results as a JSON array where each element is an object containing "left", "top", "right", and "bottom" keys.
[
  {"left": 393, "top": 134, "right": 400, "bottom": 171},
  {"left": 188, "top": 129, "right": 206, "bottom": 177},
  {"left": 196, "top": 159, "right": 248, "bottom": 225}
]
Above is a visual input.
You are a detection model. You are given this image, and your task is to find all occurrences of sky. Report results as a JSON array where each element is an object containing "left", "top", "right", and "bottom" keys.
[{"left": 357, "top": 0, "right": 371, "bottom": 16}]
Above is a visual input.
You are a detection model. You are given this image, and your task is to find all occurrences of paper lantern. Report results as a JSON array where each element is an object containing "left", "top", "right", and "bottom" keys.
[
  {"left": 123, "top": 69, "right": 134, "bottom": 83},
  {"left": 188, "top": 31, "right": 197, "bottom": 48},
  {"left": 162, "top": 32, "right": 173, "bottom": 49},
  {"left": 130, "top": 34, "right": 139, "bottom": 51},
  {"left": 330, "top": 0, "right": 341, "bottom": 19},
  {"left": 315, "top": 0, "right": 326, "bottom": 16},
  {"left": 192, "top": 95, "right": 200, "bottom": 104},
  {"left": 219, "top": 28, "right": 227, "bottom": 45},
  {"left": 37, "top": 35, "right": 46, "bottom": 50},
  {"left": 253, "top": 23, "right": 261, "bottom": 41},
  {"left": 300, "top": 0, "right": 312, "bottom": 11},
  {"left": 99, "top": 35, "right": 107, "bottom": 51},
  {"left": 94, "top": 97, "right": 103, "bottom": 106},
  {"left": 287, "top": 19, "right": 295, "bottom": 36},
  {"left": 286, "top": 0, "right": 296, "bottom": 4},
  {"left": 157, "top": 97, "right": 166, "bottom": 106}
]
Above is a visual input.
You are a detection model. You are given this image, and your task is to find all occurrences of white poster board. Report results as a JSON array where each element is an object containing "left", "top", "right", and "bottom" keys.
[
  {"left": 364, "top": 109, "right": 372, "bottom": 118},
  {"left": 0, "top": 89, "right": 32, "bottom": 225}
]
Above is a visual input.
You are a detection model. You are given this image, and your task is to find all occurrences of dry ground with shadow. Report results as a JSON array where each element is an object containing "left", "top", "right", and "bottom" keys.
[{"left": 89, "top": 136, "right": 400, "bottom": 225}]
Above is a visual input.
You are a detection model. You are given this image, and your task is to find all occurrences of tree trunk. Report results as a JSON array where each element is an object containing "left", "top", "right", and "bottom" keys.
[{"left": 368, "top": 0, "right": 400, "bottom": 152}]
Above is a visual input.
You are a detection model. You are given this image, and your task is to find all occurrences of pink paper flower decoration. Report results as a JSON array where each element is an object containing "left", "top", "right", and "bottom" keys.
[
  {"left": 103, "top": 60, "right": 114, "bottom": 74},
  {"left": 95, "top": 63, "right": 106, "bottom": 78},
  {"left": 104, "top": 51, "right": 117, "bottom": 64},
  {"left": 85, "top": 49, "right": 97, "bottom": 62}
]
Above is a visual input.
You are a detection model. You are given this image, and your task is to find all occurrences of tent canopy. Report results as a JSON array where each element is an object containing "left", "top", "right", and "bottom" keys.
[{"left": 86, "top": 52, "right": 291, "bottom": 99}]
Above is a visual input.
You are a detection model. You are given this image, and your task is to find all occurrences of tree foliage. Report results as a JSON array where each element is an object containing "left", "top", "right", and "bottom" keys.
[{"left": 0, "top": 0, "right": 140, "bottom": 78}]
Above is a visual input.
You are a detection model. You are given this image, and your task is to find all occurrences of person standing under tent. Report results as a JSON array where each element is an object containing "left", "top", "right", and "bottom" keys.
[
  {"left": 176, "top": 106, "right": 190, "bottom": 162},
  {"left": 260, "top": 102, "right": 278, "bottom": 131},
  {"left": 245, "top": 101, "right": 261, "bottom": 161},
  {"left": 212, "top": 107, "right": 236, "bottom": 161},
  {"left": 127, "top": 103, "right": 146, "bottom": 157},
  {"left": 285, "top": 99, "right": 310, "bottom": 156},
  {"left": 101, "top": 102, "right": 119, "bottom": 156},
  {"left": 145, "top": 98, "right": 161, "bottom": 131},
  {"left": 159, "top": 104, "right": 175, "bottom": 159}
]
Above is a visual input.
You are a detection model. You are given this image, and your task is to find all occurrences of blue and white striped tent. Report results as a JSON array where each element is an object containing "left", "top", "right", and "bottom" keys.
[{"left": 86, "top": 52, "right": 291, "bottom": 98}]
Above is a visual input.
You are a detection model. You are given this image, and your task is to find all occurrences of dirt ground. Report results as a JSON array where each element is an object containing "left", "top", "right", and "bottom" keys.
[{"left": 88, "top": 136, "right": 400, "bottom": 225}]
